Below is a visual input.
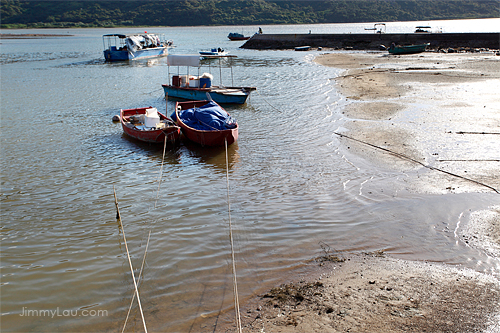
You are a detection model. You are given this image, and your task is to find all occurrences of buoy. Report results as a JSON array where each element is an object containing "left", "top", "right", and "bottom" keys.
[{"left": 112, "top": 115, "right": 120, "bottom": 122}]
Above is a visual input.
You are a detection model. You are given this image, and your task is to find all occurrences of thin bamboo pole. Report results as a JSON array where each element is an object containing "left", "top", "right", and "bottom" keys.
[{"left": 121, "top": 230, "right": 151, "bottom": 333}]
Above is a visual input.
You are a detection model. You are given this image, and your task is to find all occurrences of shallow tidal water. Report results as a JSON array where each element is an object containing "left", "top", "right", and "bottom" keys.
[{"left": 1, "top": 19, "right": 499, "bottom": 332}]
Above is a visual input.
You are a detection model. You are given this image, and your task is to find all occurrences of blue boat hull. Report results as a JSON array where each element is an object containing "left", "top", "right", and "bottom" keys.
[
  {"left": 162, "top": 85, "right": 250, "bottom": 104},
  {"left": 104, "top": 47, "right": 167, "bottom": 61}
]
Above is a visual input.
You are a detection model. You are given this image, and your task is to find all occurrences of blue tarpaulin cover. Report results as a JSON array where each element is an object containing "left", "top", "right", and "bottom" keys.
[{"left": 172, "top": 101, "right": 237, "bottom": 131}]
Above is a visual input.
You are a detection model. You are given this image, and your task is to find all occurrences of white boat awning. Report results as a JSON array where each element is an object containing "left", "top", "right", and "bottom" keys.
[{"left": 167, "top": 55, "right": 200, "bottom": 67}]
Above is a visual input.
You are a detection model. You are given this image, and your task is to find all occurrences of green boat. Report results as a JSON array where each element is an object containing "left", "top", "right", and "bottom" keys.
[{"left": 388, "top": 43, "right": 429, "bottom": 55}]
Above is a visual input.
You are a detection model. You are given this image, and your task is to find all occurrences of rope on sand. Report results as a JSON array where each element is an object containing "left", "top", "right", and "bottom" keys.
[
  {"left": 334, "top": 132, "right": 499, "bottom": 194},
  {"left": 114, "top": 186, "right": 148, "bottom": 333},
  {"left": 454, "top": 131, "right": 500, "bottom": 135},
  {"left": 225, "top": 139, "right": 243, "bottom": 333}
]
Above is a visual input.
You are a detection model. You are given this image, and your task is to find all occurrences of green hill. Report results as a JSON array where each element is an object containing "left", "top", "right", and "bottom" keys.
[{"left": 1, "top": 0, "right": 498, "bottom": 29}]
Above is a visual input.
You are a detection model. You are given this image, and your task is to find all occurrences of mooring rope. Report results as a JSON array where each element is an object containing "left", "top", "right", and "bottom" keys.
[
  {"left": 255, "top": 89, "right": 283, "bottom": 113},
  {"left": 113, "top": 186, "right": 148, "bottom": 333},
  {"left": 225, "top": 139, "right": 243, "bottom": 333},
  {"left": 154, "top": 136, "right": 169, "bottom": 209},
  {"left": 334, "top": 132, "right": 499, "bottom": 194},
  {"left": 121, "top": 132, "right": 170, "bottom": 331}
]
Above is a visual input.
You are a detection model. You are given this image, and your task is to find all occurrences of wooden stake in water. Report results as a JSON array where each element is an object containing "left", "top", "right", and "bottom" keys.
[{"left": 114, "top": 186, "right": 148, "bottom": 333}]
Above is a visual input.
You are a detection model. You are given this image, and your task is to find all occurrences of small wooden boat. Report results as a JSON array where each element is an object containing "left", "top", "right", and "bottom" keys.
[
  {"left": 228, "top": 32, "right": 250, "bottom": 41},
  {"left": 120, "top": 106, "right": 180, "bottom": 143},
  {"left": 173, "top": 100, "right": 238, "bottom": 147},
  {"left": 388, "top": 43, "right": 429, "bottom": 55}
]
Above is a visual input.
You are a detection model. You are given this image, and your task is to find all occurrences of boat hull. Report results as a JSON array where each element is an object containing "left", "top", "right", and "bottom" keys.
[
  {"left": 120, "top": 107, "right": 180, "bottom": 143},
  {"left": 228, "top": 36, "right": 250, "bottom": 41},
  {"left": 388, "top": 43, "right": 429, "bottom": 55},
  {"left": 104, "top": 47, "right": 167, "bottom": 62},
  {"left": 295, "top": 46, "right": 311, "bottom": 51},
  {"left": 163, "top": 85, "right": 252, "bottom": 104},
  {"left": 174, "top": 100, "right": 238, "bottom": 147}
]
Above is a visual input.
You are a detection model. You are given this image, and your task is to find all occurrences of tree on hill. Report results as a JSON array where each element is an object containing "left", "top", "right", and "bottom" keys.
[{"left": 1, "top": 0, "right": 498, "bottom": 28}]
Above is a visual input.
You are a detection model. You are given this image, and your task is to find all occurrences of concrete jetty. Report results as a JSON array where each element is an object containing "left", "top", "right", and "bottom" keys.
[{"left": 241, "top": 32, "right": 500, "bottom": 50}]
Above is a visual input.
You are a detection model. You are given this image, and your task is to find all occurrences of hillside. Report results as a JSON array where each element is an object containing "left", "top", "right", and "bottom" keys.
[{"left": 1, "top": 0, "right": 498, "bottom": 29}]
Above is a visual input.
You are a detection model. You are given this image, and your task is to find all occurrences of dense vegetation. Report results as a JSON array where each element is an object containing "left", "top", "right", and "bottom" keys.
[{"left": 1, "top": 0, "right": 498, "bottom": 29}]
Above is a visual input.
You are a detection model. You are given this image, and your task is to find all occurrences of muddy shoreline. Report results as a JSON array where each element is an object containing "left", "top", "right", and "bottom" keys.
[
  {"left": 0, "top": 33, "right": 73, "bottom": 39},
  {"left": 215, "top": 52, "right": 500, "bottom": 332}
]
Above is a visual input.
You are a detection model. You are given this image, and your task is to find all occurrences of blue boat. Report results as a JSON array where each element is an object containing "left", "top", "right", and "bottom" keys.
[
  {"left": 103, "top": 33, "right": 172, "bottom": 61},
  {"left": 162, "top": 55, "right": 256, "bottom": 104},
  {"left": 228, "top": 32, "right": 250, "bottom": 41}
]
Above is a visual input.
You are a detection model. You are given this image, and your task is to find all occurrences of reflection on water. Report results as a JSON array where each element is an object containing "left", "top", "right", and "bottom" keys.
[
  {"left": 1, "top": 21, "right": 499, "bottom": 332},
  {"left": 0, "top": 51, "right": 85, "bottom": 65}
]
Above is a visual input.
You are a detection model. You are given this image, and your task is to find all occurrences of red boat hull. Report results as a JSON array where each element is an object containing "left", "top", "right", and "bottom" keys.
[
  {"left": 174, "top": 100, "right": 238, "bottom": 147},
  {"left": 120, "top": 107, "right": 180, "bottom": 143}
]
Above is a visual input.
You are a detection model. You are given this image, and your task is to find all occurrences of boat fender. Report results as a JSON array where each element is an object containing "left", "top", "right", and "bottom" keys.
[{"left": 112, "top": 115, "right": 120, "bottom": 122}]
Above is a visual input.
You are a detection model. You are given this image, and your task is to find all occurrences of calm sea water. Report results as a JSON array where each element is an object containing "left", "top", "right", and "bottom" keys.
[{"left": 1, "top": 19, "right": 499, "bottom": 332}]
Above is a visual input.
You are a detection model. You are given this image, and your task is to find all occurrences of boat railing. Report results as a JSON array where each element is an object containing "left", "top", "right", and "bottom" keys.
[{"left": 365, "top": 23, "right": 386, "bottom": 34}]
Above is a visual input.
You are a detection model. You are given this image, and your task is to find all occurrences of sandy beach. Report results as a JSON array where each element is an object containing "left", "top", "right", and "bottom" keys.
[{"left": 217, "top": 51, "right": 500, "bottom": 332}]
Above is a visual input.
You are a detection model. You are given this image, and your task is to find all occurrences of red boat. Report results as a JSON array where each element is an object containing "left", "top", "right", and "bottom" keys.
[
  {"left": 120, "top": 106, "right": 180, "bottom": 143},
  {"left": 174, "top": 100, "right": 238, "bottom": 147}
]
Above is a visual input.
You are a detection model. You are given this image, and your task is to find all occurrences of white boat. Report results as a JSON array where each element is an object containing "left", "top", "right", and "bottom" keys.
[
  {"left": 103, "top": 33, "right": 173, "bottom": 61},
  {"left": 199, "top": 48, "right": 228, "bottom": 59},
  {"left": 365, "top": 23, "right": 386, "bottom": 34},
  {"left": 415, "top": 26, "right": 432, "bottom": 33}
]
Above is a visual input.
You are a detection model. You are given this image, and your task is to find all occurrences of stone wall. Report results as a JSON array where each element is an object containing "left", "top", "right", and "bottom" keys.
[{"left": 241, "top": 33, "right": 500, "bottom": 50}]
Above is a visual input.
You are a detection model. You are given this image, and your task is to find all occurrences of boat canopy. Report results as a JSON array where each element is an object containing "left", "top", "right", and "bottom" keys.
[
  {"left": 103, "top": 33, "right": 163, "bottom": 50},
  {"left": 103, "top": 34, "right": 127, "bottom": 38},
  {"left": 125, "top": 34, "right": 161, "bottom": 51},
  {"left": 167, "top": 55, "right": 201, "bottom": 67}
]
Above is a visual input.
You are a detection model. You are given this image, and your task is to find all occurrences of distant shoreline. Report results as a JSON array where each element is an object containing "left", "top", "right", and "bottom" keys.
[{"left": 0, "top": 33, "right": 73, "bottom": 39}]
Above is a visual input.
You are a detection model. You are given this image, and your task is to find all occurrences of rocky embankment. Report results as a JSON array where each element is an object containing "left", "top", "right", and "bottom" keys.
[{"left": 241, "top": 32, "right": 500, "bottom": 50}]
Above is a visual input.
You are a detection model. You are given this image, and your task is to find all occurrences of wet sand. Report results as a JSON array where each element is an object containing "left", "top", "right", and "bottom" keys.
[
  {"left": 229, "top": 253, "right": 500, "bottom": 333},
  {"left": 320, "top": 51, "right": 500, "bottom": 194},
  {"left": 216, "top": 52, "right": 500, "bottom": 332}
]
